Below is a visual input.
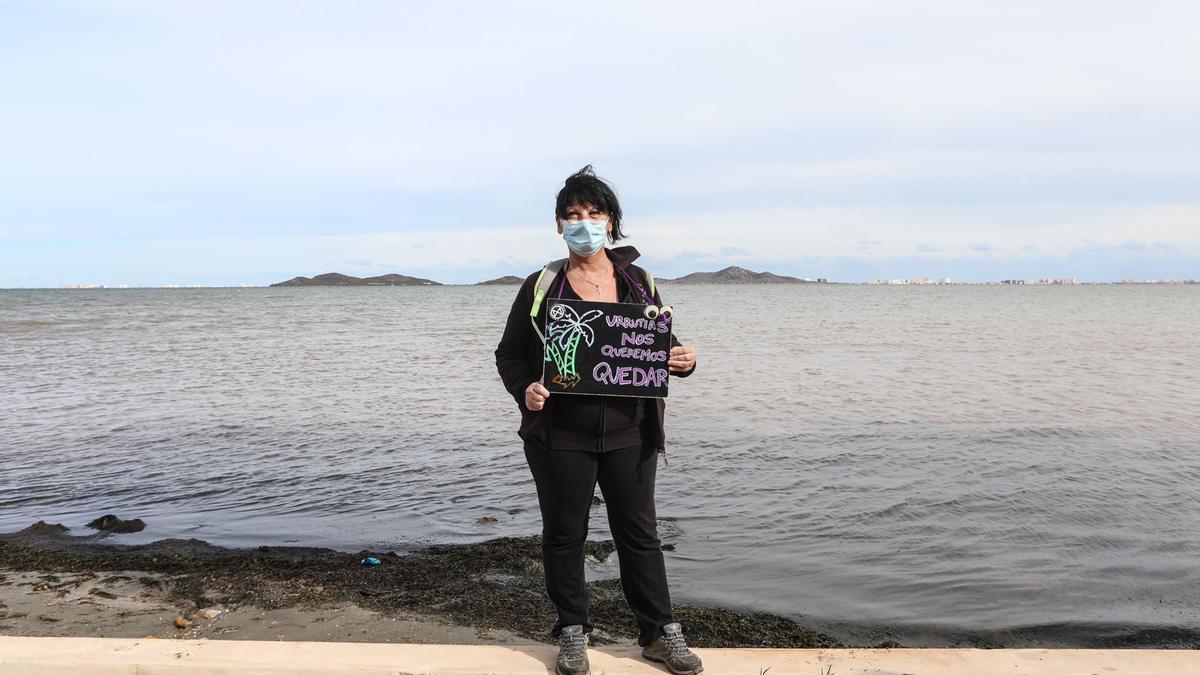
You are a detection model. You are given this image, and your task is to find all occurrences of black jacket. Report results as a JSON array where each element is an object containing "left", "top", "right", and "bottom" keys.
[{"left": 494, "top": 245, "right": 695, "bottom": 458}]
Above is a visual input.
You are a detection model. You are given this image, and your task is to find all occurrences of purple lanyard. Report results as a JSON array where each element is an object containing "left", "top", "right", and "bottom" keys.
[{"left": 555, "top": 268, "right": 568, "bottom": 299}]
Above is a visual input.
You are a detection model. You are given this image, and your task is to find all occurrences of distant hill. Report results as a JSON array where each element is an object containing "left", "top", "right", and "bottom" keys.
[
  {"left": 476, "top": 275, "right": 525, "bottom": 285},
  {"left": 270, "top": 272, "right": 441, "bottom": 287},
  {"left": 657, "top": 266, "right": 813, "bottom": 284}
]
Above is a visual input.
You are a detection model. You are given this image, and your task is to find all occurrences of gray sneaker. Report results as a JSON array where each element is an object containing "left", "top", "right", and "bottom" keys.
[
  {"left": 555, "top": 624, "right": 590, "bottom": 675},
  {"left": 641, "top": 621, "right": 703, "bottom": 674}
]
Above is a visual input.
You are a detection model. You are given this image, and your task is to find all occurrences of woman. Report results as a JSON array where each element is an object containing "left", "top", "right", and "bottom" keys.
[{"left": 495, "top": 165, "right": 702, "bottom": 675}]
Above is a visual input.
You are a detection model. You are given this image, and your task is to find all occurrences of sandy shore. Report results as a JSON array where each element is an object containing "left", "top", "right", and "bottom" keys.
[
  {"left": 3, "top": 520, "right": 1197, "bottom": 650},
  {"left": 0, "top": 567, "right": 538, "bottom": 645}
]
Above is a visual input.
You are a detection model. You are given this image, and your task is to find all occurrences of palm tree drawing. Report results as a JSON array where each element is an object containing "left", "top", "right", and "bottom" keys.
[{"left": 544, "top": 303, "right": 604, "bottom": 388}]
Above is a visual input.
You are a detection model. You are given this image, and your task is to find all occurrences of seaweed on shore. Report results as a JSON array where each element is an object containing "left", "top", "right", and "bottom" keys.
[{"left": 0, "top": 520, "right": 841, "bottom": 648}]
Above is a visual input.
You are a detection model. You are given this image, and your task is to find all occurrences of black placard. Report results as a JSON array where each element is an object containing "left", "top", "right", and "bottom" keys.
[{"left": 542, "top": 299, "right": 672, "bottom": 398}]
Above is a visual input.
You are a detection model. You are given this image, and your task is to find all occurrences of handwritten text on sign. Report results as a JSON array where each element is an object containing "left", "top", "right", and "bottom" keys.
[{"left": 542, "top": 299, "right": 672, "bottom": 398}]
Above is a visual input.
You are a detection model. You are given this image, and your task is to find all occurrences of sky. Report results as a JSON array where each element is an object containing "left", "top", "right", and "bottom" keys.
[{"left": 1, "top": 0, "right": 1198, "bottom": 287}]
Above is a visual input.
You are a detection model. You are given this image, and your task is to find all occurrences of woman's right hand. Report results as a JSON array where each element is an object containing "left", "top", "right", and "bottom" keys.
[{"left": 525, "top": 380, "right": 550, "bottom": 411}]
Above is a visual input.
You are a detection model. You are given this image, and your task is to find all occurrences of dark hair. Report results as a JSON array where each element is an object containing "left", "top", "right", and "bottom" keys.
[{"left": 555, "top": 164, "right": 626, "bottom": 243}]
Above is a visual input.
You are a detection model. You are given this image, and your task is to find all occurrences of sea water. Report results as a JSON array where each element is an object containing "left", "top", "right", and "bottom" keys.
[{"left": 1, "top": 284, "right": 1197, "bottom": 637}]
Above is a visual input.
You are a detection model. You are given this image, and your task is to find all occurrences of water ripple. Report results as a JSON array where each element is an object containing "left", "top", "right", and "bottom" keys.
[{"left": 1, "top": 284, "right": 1198, "bottom": 631}]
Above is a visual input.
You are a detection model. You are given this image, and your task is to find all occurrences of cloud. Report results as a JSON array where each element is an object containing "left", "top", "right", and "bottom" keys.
[
  {"left": 669, "top": 250, "right": 717, "bottom": 263},
  {"left": 1, "top": 1, "right": 1199, "bottom": 285}
]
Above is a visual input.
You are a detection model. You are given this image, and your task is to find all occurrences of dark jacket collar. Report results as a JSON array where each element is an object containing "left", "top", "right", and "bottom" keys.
[{"left": 604, "top": 245, "right": 641, "bottom": 269}]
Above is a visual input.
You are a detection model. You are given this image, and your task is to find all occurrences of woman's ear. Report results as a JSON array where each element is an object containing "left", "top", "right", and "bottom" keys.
[{"left": 556, "top": 218, "right": 563, "bottom": 235}]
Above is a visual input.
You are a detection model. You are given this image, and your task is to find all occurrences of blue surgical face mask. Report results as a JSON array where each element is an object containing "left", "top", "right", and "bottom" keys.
[{"left": 561, "top": 218, "right": 608, "bottom": 256}]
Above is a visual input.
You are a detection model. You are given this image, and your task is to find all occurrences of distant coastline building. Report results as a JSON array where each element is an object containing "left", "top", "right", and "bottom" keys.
[
  {"left": 1000, "top": 278, "right": 1077, "bottom": 285},
  {"left": 865, "top": 277, "right": 954, "bottom": 285},
  {"left": 859, "top": 276, "right": 1195, "bottom": 285}
]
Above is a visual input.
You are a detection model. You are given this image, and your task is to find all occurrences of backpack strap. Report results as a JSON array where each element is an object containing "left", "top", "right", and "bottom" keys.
[{"left": 529, "top": 258, "right": 568, "bottom": 345}]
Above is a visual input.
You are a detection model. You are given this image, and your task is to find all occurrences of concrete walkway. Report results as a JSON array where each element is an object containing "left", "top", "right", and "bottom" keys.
[{"left": 2, "top": 636, "right": 1198, "bottom": 674}]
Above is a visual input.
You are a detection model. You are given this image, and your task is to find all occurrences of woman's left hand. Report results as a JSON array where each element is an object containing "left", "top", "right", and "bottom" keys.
[{"left": 668, "top": 344, "right": 697, "bottom": 373}]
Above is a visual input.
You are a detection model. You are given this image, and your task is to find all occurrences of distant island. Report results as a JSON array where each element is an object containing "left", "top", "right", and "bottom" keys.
[
  {"left": 658, "top": 266, "right": 825, "bottom": 284},
  {"left": 269, "top": 266, "right": 827, "bottom": 287},
  {"left": 270, "top": 272, "right": 440, "bottom": 287},
  {"left": 476, "top": 275, "right": 525, "bottom": 285},
  {"left": 475, "top": 267, "right": 820, "bottom": 285},
  {"left": 472, "top": 264, "right": 820, "bottom": 282}
]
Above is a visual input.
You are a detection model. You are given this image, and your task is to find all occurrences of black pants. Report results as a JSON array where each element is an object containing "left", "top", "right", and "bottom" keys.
[{"left": 523, "top": 440, "right": 676, "bottom": 647}]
